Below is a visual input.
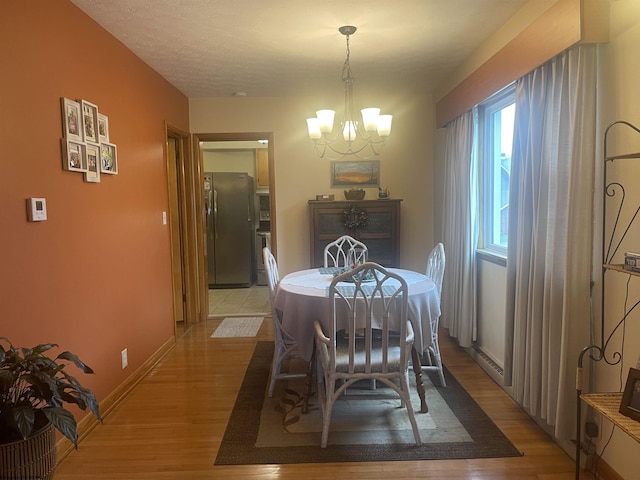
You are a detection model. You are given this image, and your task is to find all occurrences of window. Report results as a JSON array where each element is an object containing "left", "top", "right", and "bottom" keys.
[{"left": 477, "top": 85, "right": 515, "bottom": 256}]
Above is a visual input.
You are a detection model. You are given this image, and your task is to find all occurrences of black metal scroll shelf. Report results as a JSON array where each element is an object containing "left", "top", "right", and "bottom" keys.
[{"left": 575, "top": 121, "right": 640, "bottom": 479}]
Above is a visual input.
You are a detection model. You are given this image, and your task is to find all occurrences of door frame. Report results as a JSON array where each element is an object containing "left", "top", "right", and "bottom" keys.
[
  {"left": 192, "top": 131, "right": 276, "bottom": 317},
  {"left": 166, "top": 123, "right": 206, "bottom": 337}
]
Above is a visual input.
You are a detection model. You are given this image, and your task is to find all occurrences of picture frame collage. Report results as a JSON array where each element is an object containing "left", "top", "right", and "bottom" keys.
[{"left": 61, "top": 97, "right": 118, "bottom": 182}]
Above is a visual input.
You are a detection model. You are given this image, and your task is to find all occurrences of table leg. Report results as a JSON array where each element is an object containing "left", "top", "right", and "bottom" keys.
[
  {"left": 411, "top": 346, "right": 429, "bottom": 413},
  {"left": 302, "top": 345, "right": 316, "bottom": 414}
]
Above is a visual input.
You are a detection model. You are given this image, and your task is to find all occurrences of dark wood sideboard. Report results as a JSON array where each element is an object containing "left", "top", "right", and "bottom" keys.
[{"left": 308, "top": 199, "right": 402, "bottom": 268}]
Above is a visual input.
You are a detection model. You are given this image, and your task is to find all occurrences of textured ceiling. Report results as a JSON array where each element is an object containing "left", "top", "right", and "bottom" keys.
[{"left": 70, "top": 0, "right": 528, "bottom": 98}]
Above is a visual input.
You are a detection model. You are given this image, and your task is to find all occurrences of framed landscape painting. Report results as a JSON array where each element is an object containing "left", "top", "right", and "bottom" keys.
[{"left": 330, "top": 161, "right": 379, "bottom": 187}]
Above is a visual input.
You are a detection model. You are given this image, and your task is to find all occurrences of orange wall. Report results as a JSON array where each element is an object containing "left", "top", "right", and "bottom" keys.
[{"left": 0, "top": 1, "right": 189, "bottom": 412}]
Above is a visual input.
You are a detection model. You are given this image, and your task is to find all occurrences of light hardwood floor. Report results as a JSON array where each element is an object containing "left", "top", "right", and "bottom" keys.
[{"left": 53, "top": 317, "right": 591, "bottom": 479}]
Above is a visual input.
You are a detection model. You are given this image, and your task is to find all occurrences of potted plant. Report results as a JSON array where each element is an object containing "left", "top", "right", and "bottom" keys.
[{"left": 0, "top": 337, "right": 102, "bottom": 479}]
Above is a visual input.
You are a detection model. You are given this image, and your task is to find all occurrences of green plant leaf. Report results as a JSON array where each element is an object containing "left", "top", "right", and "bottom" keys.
[
  {"left": 22, "top": 373, "right": 55, "bottom": 401},
  {"left": 57, "top": 351, "right": 95, "bottom": 374},
  {"left": 42, "top": 407, "right": 78, "bottom": 446},
  {"left": 12, "top": 404, "right": 35, "bottom": 440},
  {"left": 30, "top": 343, "right": 58, "bottom": 355},
  {"left": 0, "top": 369, "right": 15, "bottom": 392}
]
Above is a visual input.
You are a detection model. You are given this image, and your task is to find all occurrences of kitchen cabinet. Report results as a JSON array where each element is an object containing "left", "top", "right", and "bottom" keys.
[{"left": 255, "top": 149, "right": 269, "bottom": 189}]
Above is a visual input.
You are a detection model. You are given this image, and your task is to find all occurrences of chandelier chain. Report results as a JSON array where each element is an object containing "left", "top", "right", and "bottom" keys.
[{"left": 342, "top": 33, "right": 352, "bottom": 85}]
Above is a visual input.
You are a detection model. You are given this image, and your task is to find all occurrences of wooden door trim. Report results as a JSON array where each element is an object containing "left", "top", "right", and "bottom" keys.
[{"left": 166, "top": 123, "right": 204, "bottom": 337}]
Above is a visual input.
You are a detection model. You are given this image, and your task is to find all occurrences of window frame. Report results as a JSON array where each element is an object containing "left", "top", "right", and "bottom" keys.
[{"left": 476, "top": 84, "right": 515, "bottom": 259}]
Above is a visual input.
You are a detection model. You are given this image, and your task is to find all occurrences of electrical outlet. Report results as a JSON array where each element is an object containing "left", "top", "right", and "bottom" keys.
[
  {"left": 121, "top": 348, "right": 128, "bottom": 369},
  {"left": 585, "top": 421, "right": 599, "bottom": 438}
]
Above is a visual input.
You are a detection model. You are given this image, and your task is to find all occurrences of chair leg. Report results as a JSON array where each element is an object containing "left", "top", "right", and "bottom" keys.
[
  {"left": 320, "top": 377, "right": 335, "bottom": 448},
  {"left": 400, "top": 371, "right": 411, "bottom": 408},
  {"left": 269, "top": 342, "right": 287, "bottom": 397},
  {"left": 435, "top": 353, "right": 446, "bottom": 387},
  {"left": 399, "top": 372, "right": 422, "bottom": 446},
  {"left": 320, "top": 404, "right": 332, "bottom": 448},
  {"left": 429, "top": 343, "right": 447, "bottom": 387},
  {"left": 268, "top": 345, "right": 284, "bottom": 397}
]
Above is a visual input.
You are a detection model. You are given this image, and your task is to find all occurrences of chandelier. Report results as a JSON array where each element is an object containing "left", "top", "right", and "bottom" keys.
[{"left": 306, "top": 26, "right": 392, "bottom": 160}]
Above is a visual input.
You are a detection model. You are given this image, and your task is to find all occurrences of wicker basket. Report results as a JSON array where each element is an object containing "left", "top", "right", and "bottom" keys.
[
  {"left": 344, "top": 189, "right": 365, "bottom": 200},
  {"left": 0, "top": 422, "right": 57, "bottom": 480}
]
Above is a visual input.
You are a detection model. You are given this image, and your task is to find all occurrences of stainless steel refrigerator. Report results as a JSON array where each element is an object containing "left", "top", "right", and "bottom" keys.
[{"left": 204, "top": 172, "right": 255, "bottom": 287}]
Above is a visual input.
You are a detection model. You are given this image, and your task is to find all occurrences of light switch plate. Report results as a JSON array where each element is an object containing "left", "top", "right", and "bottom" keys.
[{"left": 26, "top": 197, "right": 47, "bottom": 221}]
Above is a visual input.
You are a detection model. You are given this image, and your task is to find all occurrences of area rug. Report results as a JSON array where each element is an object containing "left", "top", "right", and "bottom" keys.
[
  {"left": 210, "top": 317, "right": 264, "bottom": 338},
  {"left": 215, "top": 341, "right": 522, "bottom": 465}
]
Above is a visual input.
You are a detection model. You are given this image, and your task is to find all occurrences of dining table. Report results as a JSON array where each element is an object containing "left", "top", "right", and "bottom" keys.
[{"left": 273, "top": 266, "right": 441, "bottom": 413}]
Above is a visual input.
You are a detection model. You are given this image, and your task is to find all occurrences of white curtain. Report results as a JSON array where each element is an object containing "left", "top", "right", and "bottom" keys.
[
  {"left": 441, "top": 111, "right": 477, "bottom": 348},
  {"left": 504, "top": 45, "right": 597, "bottom": 440}
]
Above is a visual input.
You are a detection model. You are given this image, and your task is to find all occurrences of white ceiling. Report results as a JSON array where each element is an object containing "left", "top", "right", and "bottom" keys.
[{"left": 70, "top": 0, "right": 528, "bottom": 99}]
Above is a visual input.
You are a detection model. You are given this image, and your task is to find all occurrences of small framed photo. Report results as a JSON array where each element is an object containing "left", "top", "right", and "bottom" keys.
[
  {"left": 619, "top": 367, "right": 640, "bottom": 422},
  {"left": 97, "top": 113, "right": 109, "bottom": 143},
  {"left": 84, "top": 142, "right": 101, "bottom": 183},
  {"left": 61, "top": 98, "right": 82, "bottom": 142},
  {"left": 61, "top": 139, "right": 87, "bottom": 172},
  {"left": 100, "top": 142, "right": 118, "bottom": 174},
  {"left": 79, "top": 99, "right": 99, "bottom": 144},
  {"left": 330, "top": 160, "right": 380, "bottom": 187}
]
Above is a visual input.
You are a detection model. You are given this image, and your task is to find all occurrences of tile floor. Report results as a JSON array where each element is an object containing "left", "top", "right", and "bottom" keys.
[{"left": 208, "top": 284, "right": 270, "bottom": 317}]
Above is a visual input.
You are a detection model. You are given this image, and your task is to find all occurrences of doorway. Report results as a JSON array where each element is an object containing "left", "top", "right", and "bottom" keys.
[{"left": 192, "top": 132, "right": 277, "bottom": 318}]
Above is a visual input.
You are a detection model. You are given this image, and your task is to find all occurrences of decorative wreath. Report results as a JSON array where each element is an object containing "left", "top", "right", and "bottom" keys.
[{"left": 343, "top": 205, "right": 368, "bottom": 230}]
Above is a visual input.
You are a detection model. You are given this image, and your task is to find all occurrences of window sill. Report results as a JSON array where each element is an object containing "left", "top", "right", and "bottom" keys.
[{"left": 476, "top": 249, "right": 507, "bottom": 267}]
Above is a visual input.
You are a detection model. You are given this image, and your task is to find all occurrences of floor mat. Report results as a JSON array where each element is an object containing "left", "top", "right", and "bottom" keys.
[
  {"left": 215, "top": 341, "right": 522, "bottom": 464},
  {"left": 210, "top": 317, "right": 264, "bottom": 338}
]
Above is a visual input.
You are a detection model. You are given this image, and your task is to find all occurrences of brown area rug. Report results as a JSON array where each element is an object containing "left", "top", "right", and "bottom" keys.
[{"left": 215, "top": 341, "right": 522, "bottom": 465}]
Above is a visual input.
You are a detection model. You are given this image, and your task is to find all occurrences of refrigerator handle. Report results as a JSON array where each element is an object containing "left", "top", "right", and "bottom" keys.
[
  {"left": 206, "top": 189, "right": 212, "bottom": 216},
  {"left": 213, "top": 189, "right": 218, "bottom": 239}
]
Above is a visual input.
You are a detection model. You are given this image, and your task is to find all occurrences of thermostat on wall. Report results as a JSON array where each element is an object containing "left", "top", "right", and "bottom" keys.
[{"left": 26, "top": 197, "right": 47, "bottom": 222}]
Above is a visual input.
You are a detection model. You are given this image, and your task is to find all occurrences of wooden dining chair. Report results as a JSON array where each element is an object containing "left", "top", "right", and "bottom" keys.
[
  {"left": 323, "top": 235, "right": 368, "bottom": 268},
  {"left": 313, "top": 262, "right": 422, "bottom": 448},
  {"left": 263, "top": 247, "right": 305, "bottom": 397},
  {"left": 420, "top": 242, "right": 447, "bottom": 386}
]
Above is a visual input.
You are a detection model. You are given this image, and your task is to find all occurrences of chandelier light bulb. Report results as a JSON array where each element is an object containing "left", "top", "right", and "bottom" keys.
[
  {"left": 306, "top": 118, "right": 322, "bottom": 139},
  {"left": 343, "top": 121, "right": 357, "bottom": 142},
  {"left": 361, "top": 108, "right": 381, "bottom": 132},
  {"left": 315, "top": 109, "right": 336, "bottom": 134},
  {"left": 376, "top": 115, "right": 393, "bottom": 137}
]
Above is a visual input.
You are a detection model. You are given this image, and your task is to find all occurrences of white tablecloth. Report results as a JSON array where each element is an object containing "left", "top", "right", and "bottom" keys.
[{"left": 273, "top": 268, "right": 440, "bottom": 361}]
